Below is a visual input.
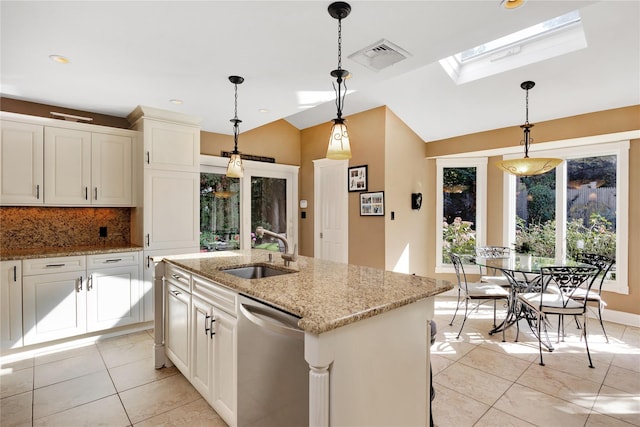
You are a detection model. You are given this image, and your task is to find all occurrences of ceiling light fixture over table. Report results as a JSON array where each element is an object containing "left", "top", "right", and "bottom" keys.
[
  {"left": 326, "top": 1, "right": 352, "bottom": 160},
  {"left": 496, "top": 81, "right": 562, "bottom": 177},
  {"left": 226, "top": 75, "right": 245, "bottom": 178}
]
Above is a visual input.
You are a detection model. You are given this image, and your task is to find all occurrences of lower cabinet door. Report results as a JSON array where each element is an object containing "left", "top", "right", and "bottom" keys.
[
  {"left": 211, "top": 307, "right": 238, "bottom": 425},
  {"left": 1, "top": 260, "right": 23, "bottom": 350},
  {"left": 23, "top": 272, "right": 87, "bottom": 345},
  {"left": 165, "top": 282, "right": 191, "bottom": 377},
  {"left": 191, "top": 295, "right": 213, "bottom": 402},
  {"left": 87, "top": 265, "right": 140, "bottom": 332}
]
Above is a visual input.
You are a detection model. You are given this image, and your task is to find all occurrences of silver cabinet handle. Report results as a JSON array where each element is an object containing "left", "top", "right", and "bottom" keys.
[
  {"left": 147, "top": 256, "right": 151, "bottom": 269},
  {"left": 13, "top": 265, "right": 17, "bottom": 282},
  {"left": 36, "top": 184, "right": 40, "bottom": 199},
  {"left": 94, "top": 187, "right": 98, "bottom": 200},
  {"left": 77, "top": 276, "right": 83, "bottom": 292},
  {"left": 87, "top": 275, "right": 93, "bottom": 291},
  {"left": 46, "top": 263, "right": 65, "bottom": 268},
  {"left": 171, "top": 290, "right": 181, "bottom": 296},
  {"left": 146, "top": 234, "right": 150, "bottom": 246},
  {"left": 146, "top": 151, "right": 150, "bottom": 165},
  {"left": 210, "top": 314, "right": 216, "bottom": 338},
  {"left": 85, "top": 187, "right": 88, "bottom": 200},
  {"left": 104, "top": 258, "right": 122, "bottom": 263}
]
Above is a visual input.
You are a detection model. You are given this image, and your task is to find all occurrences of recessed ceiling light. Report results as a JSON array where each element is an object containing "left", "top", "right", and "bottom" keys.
[
  {"left": 258, "top": 108, "right": 269, "bottom": 113},
  {"left": 49, "top": 54, "right": 70, "bottom": 64},
  {"left": 500, "top": 0, "right": 526, "bottom": 10},
  {"left": 169, "top": 99, "right": 183, "bottom": 105}
]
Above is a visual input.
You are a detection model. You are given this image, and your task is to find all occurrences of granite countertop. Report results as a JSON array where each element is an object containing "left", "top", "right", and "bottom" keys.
[
  {"left": 163, "top": 250, "right": 453, "bottom": 335},
  {"left": 0, "top": 245, "right": 143, "bottom": 261}
]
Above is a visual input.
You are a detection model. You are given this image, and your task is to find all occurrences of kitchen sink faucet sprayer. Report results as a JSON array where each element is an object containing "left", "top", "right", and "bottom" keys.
[{"left": 255, "top": 226, "right": 297, "bottom": 266}]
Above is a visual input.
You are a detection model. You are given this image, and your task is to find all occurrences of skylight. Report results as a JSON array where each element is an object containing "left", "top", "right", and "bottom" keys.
[{"left": 440, "top": 10, "right": 586, "bottom": 85}]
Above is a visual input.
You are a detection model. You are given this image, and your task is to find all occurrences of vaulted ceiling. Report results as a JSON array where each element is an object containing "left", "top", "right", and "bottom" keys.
[{"left": 1, "top": 1, "right": 638, "bottom": 142}]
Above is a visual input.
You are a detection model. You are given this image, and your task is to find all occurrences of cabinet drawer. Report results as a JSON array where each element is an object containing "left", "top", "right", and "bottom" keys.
[
  {"left": 192, "top": 274, "right": 237, "bottom": 315},
  {"left": 166, "top": 263, "right": 191, "bottom": 293},
  {"left": 87, "top": 251, "right": 140, "bottom": 269},
  {"left": 23, "top": 255, "right": 85, "bottom": 276}
]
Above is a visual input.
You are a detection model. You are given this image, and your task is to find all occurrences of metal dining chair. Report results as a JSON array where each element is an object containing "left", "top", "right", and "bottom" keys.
[
  {"left": 572, "top": 253, "right": 615, "bottom": 343},
  {"left": 449, "top": 253, "right": 509, "bottom": 340},
  {"left": 476, "top": 246, "right": 511, "bottom": 287},
  {"left": 517, "top": 265, "right": 601, "bottom": 368}
]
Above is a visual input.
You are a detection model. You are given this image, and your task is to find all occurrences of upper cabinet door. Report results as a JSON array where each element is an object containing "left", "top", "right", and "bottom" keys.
[
  {"left": 143, "top": 120, "right": 200, "bottom": 172},
  {"left": 44, "top": 127, "right": 92, "bottom": 205},
  {"left": 92, "top": 133, "right": 133, "bottom": 206},
  {"left": 0, "top": 120, "right": 44, "bottom": 205}
]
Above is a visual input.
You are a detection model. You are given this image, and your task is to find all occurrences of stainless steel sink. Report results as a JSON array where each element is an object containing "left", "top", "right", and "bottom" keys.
[{"left": 220, "top": 263, "right": 296, "bottom": 279}]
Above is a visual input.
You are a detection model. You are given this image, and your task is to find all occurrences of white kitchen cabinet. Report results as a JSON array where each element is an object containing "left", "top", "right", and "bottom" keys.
[
  {"left": 0, "top": 120, "right": 44, "bottom": 205},
  {"left": 165, "top": 280, "right": 191, "bottom": 378},
  {"left": 91, "top": 132, "right": 133, "bottom": 206},
  {"left": 45, "top": 127, "right": 134, "bottom": 206},
  {"left": 86, "top": 252, "right": 141, "bottom": 332},
  {"left": 143, "top": 169, "right": 199, "bottom": 251},
  {"left": 1, "top": 260, "right": 23, "bottom": 350},
  {"left": 211, "top": 305, "right": 237, "bottom": 424},
  {"left": 140, "top": 118, "right": 200, "bottom": 172},
  {"left": 23, "top": 270, "right": 87, "bottom": 346},
  {"left": 191, "top": 294, "right": 214, "bottom": 402},
  {"left": 44, "top": 127, "right": 92, "bottom": 205}
]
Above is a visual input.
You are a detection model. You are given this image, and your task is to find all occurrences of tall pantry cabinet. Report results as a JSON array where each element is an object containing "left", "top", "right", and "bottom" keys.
[{"left": 128, "top": 106, "right": 201, "bottom": 322}]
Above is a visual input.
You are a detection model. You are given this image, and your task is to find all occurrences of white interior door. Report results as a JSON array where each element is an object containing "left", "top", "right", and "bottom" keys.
[{"left": 314, "top": 159, "right": 348, "bottom": 263}]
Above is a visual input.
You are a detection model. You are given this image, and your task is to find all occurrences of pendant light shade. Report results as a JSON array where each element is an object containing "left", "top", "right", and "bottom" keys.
[
  {"left": 326, "top": 2, "right": 352, "bottom": 160},
  {"left": 226, "top": 75, "right": 245, "bottom": 178},
  {"left": 327, "top": 120, "right": 352, "bottom": 160},
  {"left": 496, "top": 81, "right": 562, "bottom": 177}
]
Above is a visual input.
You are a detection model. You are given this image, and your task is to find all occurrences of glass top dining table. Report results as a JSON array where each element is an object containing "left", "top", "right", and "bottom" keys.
[{"left": 473, "top": 255, "right": 589, "bottom": 275}]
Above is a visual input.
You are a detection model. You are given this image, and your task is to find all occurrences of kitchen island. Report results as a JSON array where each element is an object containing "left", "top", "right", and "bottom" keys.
[{"left": 155, "top": 250, "right": 452, "bottom": 427}]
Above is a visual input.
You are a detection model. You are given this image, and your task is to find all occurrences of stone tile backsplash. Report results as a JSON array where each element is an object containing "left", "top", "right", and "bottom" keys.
[{"left": 0, "top": 207, "right": 131, "bottom": 250}]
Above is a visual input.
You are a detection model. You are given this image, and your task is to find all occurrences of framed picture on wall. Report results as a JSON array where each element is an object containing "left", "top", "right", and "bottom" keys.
[
  {"left": 348, "top": 165, "right": 368, "bottom": 192},
  {"left": 360, "top": 191, "right": 384, "bottom": 216}
]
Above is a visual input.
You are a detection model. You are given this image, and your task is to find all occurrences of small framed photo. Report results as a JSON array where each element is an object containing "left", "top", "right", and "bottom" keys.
[
  {"left": 348, "top": 165, "right": 368, "bottom": 192},
  {"left": 360, "top": 191, "right": 384, "bottom": 216}
]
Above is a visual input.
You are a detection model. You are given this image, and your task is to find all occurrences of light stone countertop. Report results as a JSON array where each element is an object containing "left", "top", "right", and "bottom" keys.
[
  {"left": 0, "top": 245, "right": 143, "bottom": 261},
  {"left": 163, "top": 249, "right": 453, "bottom": 335}
]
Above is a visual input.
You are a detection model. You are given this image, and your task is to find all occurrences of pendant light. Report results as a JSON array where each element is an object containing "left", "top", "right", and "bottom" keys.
[
  {"left": 326, "top": 2, "right": 352, "bottom": 160},
  {"left": 496, "top": 81, "right": 562, "bottom": 176},
  {"left": 226, "top": 75, "right": 245, "bottom": 178}
]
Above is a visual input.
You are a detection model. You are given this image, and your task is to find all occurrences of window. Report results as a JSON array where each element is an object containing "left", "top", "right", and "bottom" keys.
[
  {"left": 200, "top": 155, "right": 299, "bottom": 253},
  {"left": 436, "top": 158, "right": 487, "bottom": 272},
  {"left": 200, "top": 170, "right": 240, "bottom": 252},
  {"left": 506, "top": 141, "right": 629, "bottom": 294},
  {"left": 439, "top": 10, "right": 586, "bottom": 84},
  {"left": 251, "top": 176, "right": 287, "bottom": 251}
]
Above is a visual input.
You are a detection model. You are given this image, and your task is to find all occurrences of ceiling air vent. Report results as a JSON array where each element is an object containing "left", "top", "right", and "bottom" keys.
[{"left": 348, "top": 39, "right": 411, "bottom": 71}]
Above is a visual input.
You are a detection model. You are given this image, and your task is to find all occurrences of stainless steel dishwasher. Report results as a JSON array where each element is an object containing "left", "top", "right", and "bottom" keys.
[{"left": 237, "top": 295, "right": 309, "bottom": 427}]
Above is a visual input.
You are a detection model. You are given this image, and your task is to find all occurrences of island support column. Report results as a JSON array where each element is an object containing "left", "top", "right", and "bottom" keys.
[
  {"left": 153, "top": 260, "right": 167, "bottom": 369},
  {"left": 305, "top": 297, "right": 434, "bottom": 426}
]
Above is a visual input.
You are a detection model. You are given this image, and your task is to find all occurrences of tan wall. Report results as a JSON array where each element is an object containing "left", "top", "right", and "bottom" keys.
[
  {"left": 425, "top": 106, "right": 640, "bottom": 316},
  {"left": 299, "top": 107, "right": 386, "bottom": 269},
  {"left": 384, "top": 109, "right": 430, "bottom": 276},
  {"left": 200, "top": 119, "right": 301, "bottom": 166}
]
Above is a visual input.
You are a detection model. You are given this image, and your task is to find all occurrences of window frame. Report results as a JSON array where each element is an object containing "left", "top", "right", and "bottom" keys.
[
  {"left": 200, "top": 155, "right": 299, "bottom": 251},
  {"left": 502, "top": 140, "right": 630, "bottom": 294},
  {"left": 435, "top": 157, "right": 487, "bottom": 274}
]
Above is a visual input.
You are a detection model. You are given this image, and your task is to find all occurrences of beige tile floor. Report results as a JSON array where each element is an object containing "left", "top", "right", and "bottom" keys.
[{"left": 0, "top": 296, "right": 638, "bottom": 426}]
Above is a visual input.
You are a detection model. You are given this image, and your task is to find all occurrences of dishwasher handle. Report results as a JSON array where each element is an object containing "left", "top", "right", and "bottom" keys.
[{"left": 240, "top": 302, "right": 303, "bottom": 339}]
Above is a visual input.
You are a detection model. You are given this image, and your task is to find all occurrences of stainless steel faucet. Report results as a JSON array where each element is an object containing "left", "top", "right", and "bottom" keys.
[{"left": 255, "top": 226, "right": 297, "bottom": 266}]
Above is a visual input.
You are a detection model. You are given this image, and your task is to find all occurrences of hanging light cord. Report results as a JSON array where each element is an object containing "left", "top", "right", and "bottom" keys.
[
  {"left": 521, "top": 84, "right": 534, "bottom": 158},
  {"left": 333, "top": 17, "right": 347, "bottom": 121},
  {"left": 231, "top": 82, "right": 241, "bottom": 153}
]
